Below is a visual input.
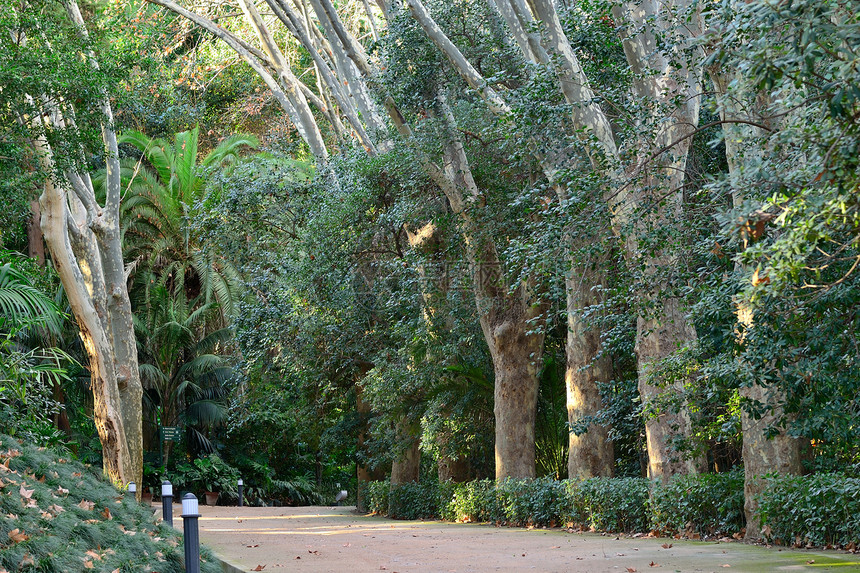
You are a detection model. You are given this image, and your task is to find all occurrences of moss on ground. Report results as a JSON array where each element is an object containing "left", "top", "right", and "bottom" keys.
[{"left": 0, "top": 434, "right": 221, "bottom": 572}]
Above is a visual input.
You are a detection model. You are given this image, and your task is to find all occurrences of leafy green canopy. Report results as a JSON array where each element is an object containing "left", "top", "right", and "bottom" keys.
[{"left": 703, "top": 0, "right": 860, "bottom": 461}]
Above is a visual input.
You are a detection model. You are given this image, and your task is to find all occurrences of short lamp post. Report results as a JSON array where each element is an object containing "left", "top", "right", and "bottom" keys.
[
  {"left": 127, "top": 482, "right": 136, "bottom": 499},
  {"left": 162, "top": 480, "right": 174, "bottom": 526},
  {"left": 181, "top": 493, "right": 201, "bottom": 573},
  {"left": 237, "top": 478, "right": 243, "bottom": 507}
]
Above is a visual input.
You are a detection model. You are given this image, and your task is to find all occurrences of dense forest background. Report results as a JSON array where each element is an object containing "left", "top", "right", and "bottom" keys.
[{"left": 1, "top": 0, "right": 858, "bottom": 541}]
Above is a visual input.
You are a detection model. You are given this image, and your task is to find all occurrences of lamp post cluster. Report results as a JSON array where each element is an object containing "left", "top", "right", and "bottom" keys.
[{"left": 138, "top": 477, "right": 244, "bottom": 572}]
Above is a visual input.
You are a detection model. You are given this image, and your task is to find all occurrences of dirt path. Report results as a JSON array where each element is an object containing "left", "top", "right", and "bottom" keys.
[{"left": 168, "top": 505, "right": 860, "bottom": 573}]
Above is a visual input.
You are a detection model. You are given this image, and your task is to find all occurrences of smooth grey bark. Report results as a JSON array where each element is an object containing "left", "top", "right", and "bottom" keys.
[
  {"left": 265, "top": 0, "right": 376, "bottom": 152},
  {"left": 305, "top": 0, "right": 389, "bottom": 136},
  {"left": 146, "top": 0, "right": 329, "bottom": 160}
]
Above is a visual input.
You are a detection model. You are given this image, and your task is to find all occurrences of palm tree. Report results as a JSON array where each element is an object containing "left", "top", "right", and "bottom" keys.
[
  {"left": 135, "top": 285, "right": 233, "bottom": 462},
  {"left": 115, "top": 126, "right": 259, "bottom": 318},
  {"left": 0, "top": 258, "right": 72, "bottom": 434}
]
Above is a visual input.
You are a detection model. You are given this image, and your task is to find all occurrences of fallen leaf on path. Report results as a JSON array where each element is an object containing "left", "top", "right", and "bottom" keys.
[
  {"left": 308, "top": 550, "right": 319, "bottom": 555},
  {"left": 649, "top": 562, "right": 659, "bottom": 567},
  {"left": 661, "top": 543, "right": 672, "bottom": 549},
  {"left": 550, "top": 546, "right": 560, "bottom": 549},
  {"left": 626, "top": 568, "right": 637, "bottom": 572},
  {"left": 806, "top": 561, "right": 815, "bottom": 565},
  {"left": 253, "top": 565, "right": 266, "bottom": 571},
  {"left": 246, "top": 544, "right": 259, "bottom": 548},
  {"left": 343, "top": 543, "right": 351, "bottom": 547}
]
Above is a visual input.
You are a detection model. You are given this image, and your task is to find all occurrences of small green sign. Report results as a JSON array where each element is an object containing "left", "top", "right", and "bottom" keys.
[{"left": 161, "top": 426, "right": 181, "bottom": 442}]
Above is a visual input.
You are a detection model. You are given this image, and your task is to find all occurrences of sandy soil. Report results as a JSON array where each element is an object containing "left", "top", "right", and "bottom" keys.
[{"left": 165, "top": 505, "right": 860, "bottom": 573}]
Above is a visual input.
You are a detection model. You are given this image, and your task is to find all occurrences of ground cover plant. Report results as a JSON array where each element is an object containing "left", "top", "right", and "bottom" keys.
[{"left": 0, "top": 434, "right": 221, "bottom": 573}]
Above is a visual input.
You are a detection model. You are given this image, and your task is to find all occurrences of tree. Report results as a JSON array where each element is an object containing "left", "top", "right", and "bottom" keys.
[
  {"left": 116, "top": 126, "right": 258, "bottom": 318},
  {"left": 0, "top": 0, "right": 146, "bottom": 489},
  {"left": 0, "top": 258, "right": 71, "bottom": 442},
  {"left": 136, "top": 286, "right": 233, "bottom": 462}
]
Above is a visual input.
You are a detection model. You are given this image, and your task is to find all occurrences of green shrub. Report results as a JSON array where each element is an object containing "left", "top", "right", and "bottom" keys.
[
  {"left": 758, "top": 473, "right": 860, "bottom": 547},
  {"left": 650, "top": 470, "right": 745, "bottom": 536},
  {"left": 0, "top": 434, "right": 221, "bottom": 572},
  {"left": 364, "top": 479, "right": 390, "bottom": 514},
  {"left": 572, "top": 477, "right": 651, "bottom": 533},
  {"left": 168, "top": 453, "right": 240, "bottom": 501},
  {"left": 389, "top": 482, "right": 439, "bottom": 520},
  {"left": 496, "top": 477, "right": 569, "bottom": 527},
  {"left": 439, "top": 479, "right": 501, "bottom": 523}
]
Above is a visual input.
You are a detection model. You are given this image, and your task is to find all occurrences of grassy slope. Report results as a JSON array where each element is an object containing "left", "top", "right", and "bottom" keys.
[{"left": 0, "top": 434, "right": 221, "bottom": 573}]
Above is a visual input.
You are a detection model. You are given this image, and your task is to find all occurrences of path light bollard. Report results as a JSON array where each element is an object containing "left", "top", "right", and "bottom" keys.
[
  {"left": 237, "top": 478, "right": 243, "bottom": 507},
  {"left": 162, "top": 480, "right": 174, "bottom": 526},
  {"left": 181, "top": 493, "right": 201, "bottom": 573},
  {"left": 127, "top": 482, "right": 136, "bottom": 499}
]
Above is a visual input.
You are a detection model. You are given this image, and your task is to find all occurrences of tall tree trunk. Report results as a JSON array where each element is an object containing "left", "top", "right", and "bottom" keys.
[
  {"left": 433, "top": 94, "right": 547, "bottom": 479},
  {"left": 636, "top": 297, "right": 702, "bottom": 480},
  {"left": 708, "top": 65, "right": 803, "bottom": 539},
  {"left": 355, "top": 380, "right": 384, "bottom": 511},
  {"left": 30, "top": 0, "right": 143, "bottom": 490},
  {"left": 40, "top": 174, "right": 130, "bottom": 486},
  {"left": 27, "top": 199, "right": 45, "bottom": 265},
  {"left": 488, "top": 311, "right": 544, "bottom": 479},
  {"left": 566, "top": 268, "right": 614, "bottom": 479},
  {"left": 389, "top": 419, "right": 421, "bottom": 484},
  {"left": 740, "top": 383, "right": 803, "bottom": 539}
]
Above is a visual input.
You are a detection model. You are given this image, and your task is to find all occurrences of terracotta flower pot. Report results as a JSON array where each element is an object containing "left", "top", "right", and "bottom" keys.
[{"left": 204, "top": 491, "right": 219, "bottom": 506}]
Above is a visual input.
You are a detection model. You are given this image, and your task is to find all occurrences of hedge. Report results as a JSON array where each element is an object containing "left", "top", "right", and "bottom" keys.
[
  {"left": 758, "top": 473, "right": 860, "bottom": 547},
  {"left": 362, "top": 471, "right": 860, "bottom": 545}
]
